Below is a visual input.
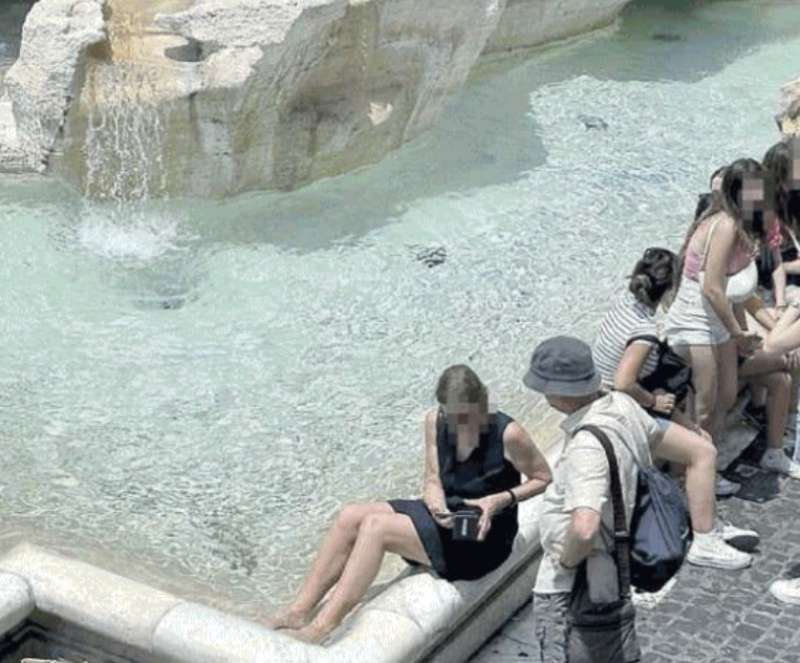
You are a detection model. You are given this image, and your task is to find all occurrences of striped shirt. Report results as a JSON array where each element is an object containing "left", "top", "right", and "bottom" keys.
[{"left": 593, "top": 290, "right": 660, "bottom": 388}]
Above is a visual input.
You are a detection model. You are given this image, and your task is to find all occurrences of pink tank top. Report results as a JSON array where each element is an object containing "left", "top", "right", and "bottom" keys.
[{"left": 683, "top": 217, "right": 753, "bottom": 281}]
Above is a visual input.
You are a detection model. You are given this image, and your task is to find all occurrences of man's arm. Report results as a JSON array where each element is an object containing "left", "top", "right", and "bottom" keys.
[
  {"left": 557, "top": 434, "right": 610, "bottom": 568},
  {"left": 560, "top": 508, "right": 602, "bottom": 569}
]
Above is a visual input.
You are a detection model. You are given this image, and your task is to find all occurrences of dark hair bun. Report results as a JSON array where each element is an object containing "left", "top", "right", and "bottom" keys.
[
  {"left": 629, "top": 247, "right": 677, "bottom": 306},
  {"left": 630, "top": 274, "right": 654, "bottom": 304}
]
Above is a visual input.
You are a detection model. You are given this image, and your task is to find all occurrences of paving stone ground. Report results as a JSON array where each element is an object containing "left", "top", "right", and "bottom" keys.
[{"left": 470, "top": 437, "right": 800, "bottom": 663}]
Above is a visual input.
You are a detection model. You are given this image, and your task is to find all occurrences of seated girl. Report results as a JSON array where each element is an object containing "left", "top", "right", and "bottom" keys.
[
  {"left": 593, "top": 247, "right": 690, "bottom": 427},
  {"left": 265, "top": 364, "right": 552, "bottom": 643}
]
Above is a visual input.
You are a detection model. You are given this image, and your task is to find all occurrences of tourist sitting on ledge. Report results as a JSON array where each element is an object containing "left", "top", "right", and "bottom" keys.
[
  {"left": 265, "top": 364, "right": 553, "bottom": 644},
  {"left": 593, "top": 246, "right": 692, "bottom": 426}
]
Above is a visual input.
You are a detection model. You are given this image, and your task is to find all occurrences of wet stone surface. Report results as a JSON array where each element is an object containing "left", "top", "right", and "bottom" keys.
[{"left": 471, "top": 448, "right": 800, "bottom": 662}]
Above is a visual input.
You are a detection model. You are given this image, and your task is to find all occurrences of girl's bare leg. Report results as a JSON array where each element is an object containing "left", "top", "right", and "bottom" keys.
[
  {"left": 747, "top": 372, "right": 791, "bottom": 450},
  {"left": 712, "top": 340, "right": 739, "bottom": 442},
  {"left": 265, "top": 502, "right": 395, "bottom": 629},
  {"left": 293, "top": 512, "right": 431, "bottom": 643},
  {"left": 766, "top": 307, "right": 800, "bottom": 355},
  {"left": 655, "top": 423, "right": 717, "bottom": 532},
  {"left": 739, "top": 350, "right": 787, "bottom": 379},
  {"left": 686, "top": 345, "right": 719, "bottom": 437}
]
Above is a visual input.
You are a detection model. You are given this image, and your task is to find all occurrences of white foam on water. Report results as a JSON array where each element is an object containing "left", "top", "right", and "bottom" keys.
[{"left": 76, "top": 208, "right": 181, "bottom": 261}]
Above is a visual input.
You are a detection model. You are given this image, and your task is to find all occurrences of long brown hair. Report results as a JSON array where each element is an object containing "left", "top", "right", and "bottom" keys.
[
  {"left": 677, "top": 159, "right": 771, "bottom": 285},
  {"left": 763, "top": 136, "right": 800, "bottom": 231}
]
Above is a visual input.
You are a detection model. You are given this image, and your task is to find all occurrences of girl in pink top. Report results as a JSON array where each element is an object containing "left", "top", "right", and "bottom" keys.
[{"left": 665, "top": 159, "right": 776, "bottom": 495}]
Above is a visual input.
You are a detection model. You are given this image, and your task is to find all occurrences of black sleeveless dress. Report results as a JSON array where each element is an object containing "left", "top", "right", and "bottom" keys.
[{"left": 389, "top": 410, "right": 521, "bottom": 581}]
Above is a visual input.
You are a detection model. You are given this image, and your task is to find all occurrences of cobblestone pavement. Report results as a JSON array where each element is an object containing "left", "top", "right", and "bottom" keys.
[{"left": 470, "top": 441, "right": 800, "bottom": 662}]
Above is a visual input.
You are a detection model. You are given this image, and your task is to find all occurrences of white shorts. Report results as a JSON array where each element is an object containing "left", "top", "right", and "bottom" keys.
[{"left": 665, "top": 277, "right": 730, "bottom": 347}]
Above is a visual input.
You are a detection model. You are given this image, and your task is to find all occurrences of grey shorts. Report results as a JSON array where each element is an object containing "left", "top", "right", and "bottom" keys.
[{"left": 534, "top": 592, "right": 571, "bottom": 663}]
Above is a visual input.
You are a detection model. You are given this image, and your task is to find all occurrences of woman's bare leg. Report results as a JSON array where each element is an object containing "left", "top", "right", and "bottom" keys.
[
  {"left": 293, "top": 512, "right": 431, "bottom": 643},
  {"left": 655, "top": 423, "right": 717, "bottom": 532},
  {"left": 747, "top": 372, "right": 791, "bottom": 449},
  {"left": 739, "top": 350, "right": 787, "bottom": 379},
  {"left": 713, "top": 340, "right": 739, "bottom": 440},
  {"left": 687, "top": 345, "right": 719, "bottom": 437},
  {"left": 266, "top": 502, "right": 395, "bottom": 629},
  {"left": 766, "top": 307, "right": 800, "bottom": 354}
]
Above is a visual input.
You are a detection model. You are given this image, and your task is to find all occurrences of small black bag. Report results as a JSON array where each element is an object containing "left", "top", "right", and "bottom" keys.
[
  {"left": 576, "top": 424, "right": 693, "bottom": 594},
  {"left": 627, "top": 334, "right": 692, "bottom": 406}
]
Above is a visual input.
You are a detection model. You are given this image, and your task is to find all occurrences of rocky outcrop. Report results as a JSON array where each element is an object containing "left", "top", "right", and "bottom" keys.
[
  {"left": 778, "top": 76, "right": 800, "bottom": 135},
  {"left": 0, "top": 0, "right": 104, "bottom": 173},
  {"left": 0, "top": 0, "right": 636, "bottom": 198},
  {"left": 483, "top": 0, "right": 630, "bottom": 55}
]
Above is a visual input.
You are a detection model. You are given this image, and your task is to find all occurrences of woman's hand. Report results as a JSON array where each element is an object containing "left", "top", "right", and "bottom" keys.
[
  {"left": 651, "top": 392, "right": 676, "bottom": 416},
  {"left": 734, "top": 332, "right": 762, "bottom": 357},
  {"left": 426, "top": 501, "right": 454, "bottom": 529},
  {"left": 432, "top": 510, "right": 454, "bottom": 529},
  {"left": 463, "top": 494, "right": 505, "bottom": 541}
]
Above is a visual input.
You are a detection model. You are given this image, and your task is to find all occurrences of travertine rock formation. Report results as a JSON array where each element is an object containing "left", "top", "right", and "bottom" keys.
[
  {"left": 778, "top": 76, "right": 800, "bottom": 135},
  {"left": 0, "top": 0, "right": 634, "bottom": 198}
]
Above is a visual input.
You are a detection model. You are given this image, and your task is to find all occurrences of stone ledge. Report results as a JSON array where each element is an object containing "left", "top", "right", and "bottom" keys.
[
  {"left": 0, "top": 413, "right": 564, "bottom": 663},
  {"left": 0, "top": 572, "right": 34, "bottom": 638},
  {"left": 0, "top": 543, "right": 181, "bottom": 656}
]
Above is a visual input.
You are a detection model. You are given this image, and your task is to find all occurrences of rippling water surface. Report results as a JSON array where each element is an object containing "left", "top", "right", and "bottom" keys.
[{"left": 0, "top": 0, "right": 799, "bottom": 617}]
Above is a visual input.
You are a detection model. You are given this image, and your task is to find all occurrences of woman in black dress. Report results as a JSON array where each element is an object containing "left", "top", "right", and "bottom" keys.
[{"left": 266, "top": 364, "right": 552, "bottom": 643}]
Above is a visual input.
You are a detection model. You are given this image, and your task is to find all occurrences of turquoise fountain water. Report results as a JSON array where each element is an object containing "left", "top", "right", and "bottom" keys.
[{"left": 0, "top": 0, "right": 799, "bottom": 617}]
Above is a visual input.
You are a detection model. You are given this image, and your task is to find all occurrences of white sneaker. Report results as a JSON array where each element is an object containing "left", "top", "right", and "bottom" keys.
[
  {"left": 770, "top": 578, "right": 800, "bottom": 604},
  {"left": 687, "top": 532, "right": 752, "bottom": 570},
  {"left": 716, "top": 518, "right": 760, "bottom": 551},
  {"left": 760, "top": 450, "right": 800, "bottom": 480},
  {"left": 715, "top": 474, "right": 741, "bottom": 497}
]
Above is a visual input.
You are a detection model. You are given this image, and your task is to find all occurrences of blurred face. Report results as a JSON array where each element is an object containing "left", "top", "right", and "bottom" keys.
[
  {"left": 444, "top": 401, "right": 487, "bottom": 433},
  {"left": 741, "top": 176, "right": 769, "bottom": 225}
]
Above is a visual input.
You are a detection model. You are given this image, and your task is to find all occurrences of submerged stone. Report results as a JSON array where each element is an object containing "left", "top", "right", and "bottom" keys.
[
  {"left": 651, "top": 32, "right": 683, "bottom": 42},
  {"left": 415, "top": 246, "right": 447, "bottom": 268},
  {"left": 578, "top": 114, "right": 609, "bottom": 130}
]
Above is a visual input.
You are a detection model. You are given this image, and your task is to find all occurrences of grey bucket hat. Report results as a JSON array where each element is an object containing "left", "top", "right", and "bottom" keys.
[{"left": 523, "top": 336, "right": 601, "bottom": 397}]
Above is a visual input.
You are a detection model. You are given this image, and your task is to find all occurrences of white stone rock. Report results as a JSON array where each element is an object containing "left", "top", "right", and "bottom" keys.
[
  {"left": 0, "top": 0, "right": 636, "bottom": 197},
  {"left": 778, "top": 76, "right": 800, "bottom": 135},
  {"left": 0, "top": 572, "right": 34, "bottom": 637},
  {"left": 0, "top": 0, "right": 105, "bottom": 173},
  {"left": 483, "top": 0, "right": 632, "bottom": 55},
  {"left": 0, "top": 543, "right": 181, "bottom": 653},
  {"left": 152, "top": 601, "right": 329, "bottom": 663}
]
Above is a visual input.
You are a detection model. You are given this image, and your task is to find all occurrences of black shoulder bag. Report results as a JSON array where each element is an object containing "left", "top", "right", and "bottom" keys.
[{"left": 626, "top": 334, "right": 692, "bottom": 407}]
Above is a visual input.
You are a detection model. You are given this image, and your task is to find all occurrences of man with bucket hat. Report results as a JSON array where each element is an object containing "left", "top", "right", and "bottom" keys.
[{"left": 523, "top": 336, "right": 752, "bottom": 663}]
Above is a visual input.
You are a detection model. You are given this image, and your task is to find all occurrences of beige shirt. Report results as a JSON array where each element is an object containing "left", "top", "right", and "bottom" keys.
[{"left": 534, "top": 391, "right": 664, "bottom": 594}]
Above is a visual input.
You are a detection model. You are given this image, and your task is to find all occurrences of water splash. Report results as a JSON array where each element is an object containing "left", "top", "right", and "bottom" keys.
[{"left": 76, "top": 207, "right": 180, "bottom": 261}]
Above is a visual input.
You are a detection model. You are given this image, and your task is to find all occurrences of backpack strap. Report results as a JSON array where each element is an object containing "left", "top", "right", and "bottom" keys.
[{"left": 574, "top": 424, "right": 632, "bottom": 599}]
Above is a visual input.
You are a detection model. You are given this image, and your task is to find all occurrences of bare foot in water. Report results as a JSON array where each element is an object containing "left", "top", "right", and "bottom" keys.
[
  {"left": 263, "top": 607, "right": 310, "bottom": 630},
  {"left": 288, "top": 622, "right": 333, "bottom": 645}
]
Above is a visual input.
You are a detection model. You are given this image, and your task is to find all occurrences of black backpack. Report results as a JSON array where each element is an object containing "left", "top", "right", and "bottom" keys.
[{"left": 576, "top": 424, "right": 693, "bottom": 593}]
